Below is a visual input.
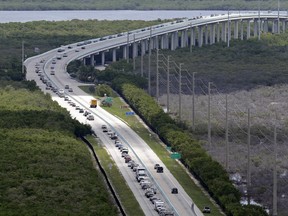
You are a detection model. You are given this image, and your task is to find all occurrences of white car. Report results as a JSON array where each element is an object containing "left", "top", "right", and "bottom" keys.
[{"left": 87, "top": 114, "right": 94, "bottom": 121}]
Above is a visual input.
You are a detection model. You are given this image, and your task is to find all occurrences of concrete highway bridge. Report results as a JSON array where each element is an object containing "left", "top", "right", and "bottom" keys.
[{"left": 72, "top": 12, "right": 288, "bottom": 68}]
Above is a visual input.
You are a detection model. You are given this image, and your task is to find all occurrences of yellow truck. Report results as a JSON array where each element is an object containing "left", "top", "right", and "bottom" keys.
[{"left": 90, "top": 99, "right": 97, "bottom": 108}]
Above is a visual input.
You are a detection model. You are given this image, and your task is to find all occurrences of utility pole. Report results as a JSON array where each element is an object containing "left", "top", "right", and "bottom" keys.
[
  {"left": 179, "top": 63, "right": 183, "bottom": 120},
  {"left": 247, "top": 108, "right": 251, "bottom": 205},
  {"left": 227, "top": 10, "right": 230, "bottom": 48},
  {"left": 273, "top": 123, "right": 278, "bottom": 216},
  {"left": 190, "top": 23, "right": 193, "bottom": 53},
  {"left": 156, "top": 48, "right": 159, "bottom": 102},
  {"left": 133, "top": 34, "right": 136, "bottom": 71},
  {"left": 22, "top": 40, "right": 25, "bottom": 74},
  {"left": 167, "top": 56, "right": 170, "bottom": 113},
  {"left": 148, "top": 27, "right": 152, "bottom": 95},
  {"left": 258, "top": 0, "right": 261, "bottom": 40},
  {"left": 208, "top": 82, "right": 211, "bottom": 148},
  {"left": 277, "top": 0, "right": 280, "bottom": 34},
  {"left": 225, "top": 95, "right": 229, "bottom": 170},
  {"left": 126, "top": 32, "right": 129, "bottom": 63},
  {"left": 192, "top": 72, "right": 196, "bottom": 131}
]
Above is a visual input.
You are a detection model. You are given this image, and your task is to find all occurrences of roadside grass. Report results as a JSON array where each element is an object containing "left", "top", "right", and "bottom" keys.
[
  {"left": 86, "top": 136, "right": 145, "bottom": 216},
  {"left": 80, "top": 85, "right": 223, "bottom": 216}
]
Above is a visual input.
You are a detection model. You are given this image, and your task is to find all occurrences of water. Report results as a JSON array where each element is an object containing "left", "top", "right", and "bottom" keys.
[{"left": 0, "top": 10, "right": 229, "bottom": 23}]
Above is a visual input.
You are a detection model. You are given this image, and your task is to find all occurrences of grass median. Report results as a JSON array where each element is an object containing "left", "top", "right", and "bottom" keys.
[{"left": 86, "top": 135, "right": 145, "bottom": 216}]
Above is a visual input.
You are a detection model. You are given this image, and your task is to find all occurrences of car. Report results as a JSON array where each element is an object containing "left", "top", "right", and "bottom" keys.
[
  {"left": 154, "top": 163, "right": 160, "bottom": 169},
  {"left": 107, "top": 130, "right": 113, "bottom": 135},
  {"left": 64, "top": 96, "right": 69, "bottom": 101},
  {"left": 45, "top": 86, "right": 50, "bottom": 90},
  {"left": 101, "top": 125, "right": 107, "bottom": 129},
  {"left": 81, "top": 46, "right": 86, "bottom": 49},
  {"left": 171, "top": 188, "right": 178, "bottom": 194},
  {"left": 75, "top": 49, "right": 79, "bottom": 52},
  {"left": 157, "top": 166, "right": 164, "bottom": 173},
  {"left": 63, "top": 53, "right": 68, "bottom": 57},
  {"left": 145, "top": 191, "right": 154, "bottom": 198},
  {"left": 110, "top": 134, "right": 118, "bottom": 140},
  {"left": 83, "top": 110, "right": 91, "bottom": 116},
  {"left": 79, "top": 108, "right": 84, "bottom": 113},
  {"left": 202, "top": 206, "right": 211, "bottom": 213},
  {"left": 115, "top": 140, "right": 121, "bottom": 144},
  {"left": 65, "top": 84, "right": 69, "bottom": 89},
  {"left": 125, "top": 156, "right": 131, "bottom": 163},
  {"left": 70, "top": 102, "right": 76, "bottom": 107},
  {"left": 67, "top": 45, "right": 73, "bottom": 49},
  {"left": 68, "top": 88, "right": 73, "bottom": 92},
  {"left": 87, "top": 114, "right": 94, "bottom": 120},
  {"left": 75, "top": 106, "right": 80, "bottom": 110},
  {"left": 50, "top": 71, "right": 55, "bottom": 75}
]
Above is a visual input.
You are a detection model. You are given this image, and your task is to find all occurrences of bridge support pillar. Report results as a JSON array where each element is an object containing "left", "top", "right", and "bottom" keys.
[
  {"left": 234, "top": 20, "right": 239, "bottom": 39},
  {"left": 282, "top": 20, "right": 286, "bottom": 32},
  {"left": 247, "top": 20, "right": 251, "bottom": 39},
  {"left": 240, "top": 20, "right": 244, "bottom": 40},
  {"left": 133, "top": 42, "right": 138, "bottom": 58},
  {"left": 101, "top": 52, "right": 105, "bottom": 65},
  {"left": 221, "top": 22, "right": 226, "bottom": 42},
  {"left": 112, "top": 49, "right": 117, "bottom": 62},
  {"left": 210, "top": 24, "right": 215, "bottom": 44},
  {"left": 155, "top": 35, "right": 159, "bottom": 49},
  {"left": 174, "top": 31, "right": 179, "bottom": 49},
  {"left": 204, "top": 25, "right": 209, "bottom": 45},
  {"left": 123, "top": 46, "right": 127, "bottom": 60},
  {"left": 141, "top": 40, "right": 146, "bottom": 55},
  {"left": 272, "top": 20, "right": 277, "bottom": 33},
  {"left": 181, "top": 30, "right": 188, "bottom": 48},
  {"left": 198, "top": 26, "right": 203, "bottom": 47},
  {"left": 190, "top": 27, "right": 196, "bottom": 46},
  {"left": 254, "top": 20, "right": 258, "bottom": 37},
  {"left": 216, "top": 23, "right": 220, "bottom": 42},
  {"left": 90, "top": 54, "right": 95, "bottom": 66},
  {"left": 171, "top": 32, "right": 178, "bottom": 50},
  {"left": 263, "top": 20, "right": 269, "bottom": 33}
]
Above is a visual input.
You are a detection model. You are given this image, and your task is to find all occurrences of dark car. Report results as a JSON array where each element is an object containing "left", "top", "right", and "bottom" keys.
[
  {"left": 157, "top": 166, "right": 164, "bottom": 173},
  {"left": 171, "top": 188, "right": 178, "bottom": 194}
]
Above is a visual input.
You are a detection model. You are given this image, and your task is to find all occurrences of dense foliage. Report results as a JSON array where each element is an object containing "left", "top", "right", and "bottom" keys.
[{"left": 0, "top": 0, "right": 287, "bottom": 10}]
